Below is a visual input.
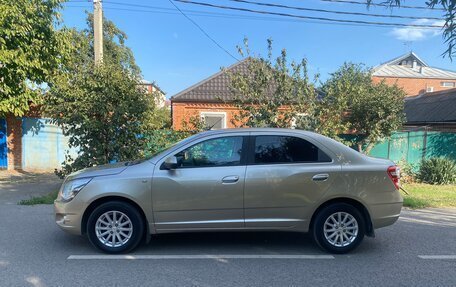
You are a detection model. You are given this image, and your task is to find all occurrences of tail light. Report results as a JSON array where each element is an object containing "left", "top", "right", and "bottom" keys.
[{"left": 387, "top": 166, "right": 401, "bottom": 190}]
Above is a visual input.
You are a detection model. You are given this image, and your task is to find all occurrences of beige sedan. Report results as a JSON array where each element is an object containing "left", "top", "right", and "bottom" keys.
[{"left": 54, "top": 128, "right": 402, "bottom": 254}]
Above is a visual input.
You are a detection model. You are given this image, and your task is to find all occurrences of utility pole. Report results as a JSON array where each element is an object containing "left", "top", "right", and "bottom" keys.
[{"left": 93, "top": 0, "right": 103, "bottom": 64}]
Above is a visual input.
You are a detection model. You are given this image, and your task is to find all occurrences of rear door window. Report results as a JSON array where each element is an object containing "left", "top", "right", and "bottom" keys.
[{"left": 253, "top": 135, "right": 331, "bottom": 164}]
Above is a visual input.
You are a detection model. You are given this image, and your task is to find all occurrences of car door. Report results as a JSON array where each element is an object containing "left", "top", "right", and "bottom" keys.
[
  {"left": 152, "top": 135, "right": 247, "bottom": 230},
  {"left": 244, "top": 133, "right": 341, "bottom": 228}
]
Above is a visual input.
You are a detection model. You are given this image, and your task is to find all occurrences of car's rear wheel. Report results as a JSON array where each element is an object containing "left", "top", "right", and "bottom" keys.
[
  {"left": 87, "top": 201, "right": 144, "bottom": 253},
  {"left": 312, "top": 203, "right": 365, "bottom": 254}
]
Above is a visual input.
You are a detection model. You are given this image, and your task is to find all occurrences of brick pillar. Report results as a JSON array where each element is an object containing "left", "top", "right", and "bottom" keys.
[{"left": 6, "top": 114, "right": 22, "bottom": 171}]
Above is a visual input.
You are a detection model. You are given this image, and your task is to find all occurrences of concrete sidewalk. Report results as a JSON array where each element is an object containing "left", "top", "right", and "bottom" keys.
[{"left": 0, "top": 171, "right": 62, "bottom": 205}]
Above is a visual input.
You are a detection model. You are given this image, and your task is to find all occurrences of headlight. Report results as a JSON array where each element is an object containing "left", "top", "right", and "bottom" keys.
[{"left": 60, "top": 178, "right": 92, "bottom": 201}]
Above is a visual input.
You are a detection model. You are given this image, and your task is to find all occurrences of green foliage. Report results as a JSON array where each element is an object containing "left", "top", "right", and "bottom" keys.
[
  {"left": 85, "top": 13, "right": 141, "bottom": 77},
  {"left": 0, "top": 0, "right": 71, "bottom": 116},
  {"left": 397, "top": 159, "right": 417, "bottom": 184},
  {"left": 181, "top": 115, "right": 207, "bottom": 133},
  {"left": 402, "top": 196, "right": 431, "bottom": 209},
  {"left": 144, "top": 106, "right": 172, "bottom": 130},
  {"left": 402, "top": 183, "right": 456, "bottom": 208},
  {"left": 47, "top": 63, "right": 154, "bottom": 176},
  {"left": 417, "top": 157, "right": 456, "bottom": 185},
  {"left": 320, "top": 63, "right": 406, "bottom": 153},
  {"left": 18, "top": 190, "right": 59, "bottom": 205},
  {"left": 50, "top": 13, "right": 141, "bottom": 80},
  {"left": 45, "top": 15, "right": 157, "bottom": 176},
  {"left": 229, "top": 38, "right": 318, "bottom": 128}
]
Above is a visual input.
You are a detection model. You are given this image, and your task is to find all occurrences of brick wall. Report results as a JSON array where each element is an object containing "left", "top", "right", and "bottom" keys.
[
  {"left": 372, "top": 76, "right": 456, "bottom": 96},
  {"left": 172, "top": 102, "right": 244, "bottom": 130},
  {"left": 6, "top": 114, "right": 22, "bottom": 170}
]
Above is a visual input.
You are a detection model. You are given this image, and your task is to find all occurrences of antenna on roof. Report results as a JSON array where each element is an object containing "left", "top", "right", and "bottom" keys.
[{"left": 403, "top": 41, "right": 413, "bottom": 52}]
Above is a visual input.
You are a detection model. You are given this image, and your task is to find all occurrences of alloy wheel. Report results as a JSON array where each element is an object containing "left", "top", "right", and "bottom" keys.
[
  {"left": 95, "top": 211, "right": 133, "bottom": 248},
  {"left": 323, "top": 212, "right": 359, "bottom": 247}
]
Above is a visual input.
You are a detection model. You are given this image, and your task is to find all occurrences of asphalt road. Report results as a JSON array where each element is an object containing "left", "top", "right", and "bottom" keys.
[{"left": 1, "top": 179, "right": 456, "bottom": 286}]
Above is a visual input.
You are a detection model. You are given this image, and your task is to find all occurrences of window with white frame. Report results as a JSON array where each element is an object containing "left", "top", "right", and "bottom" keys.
[
  {"left": 440, "top": 82, "right": 455, "bottom": 88},
  {"left": 200, "top": 112, "right": 226, "bottom": 130}
]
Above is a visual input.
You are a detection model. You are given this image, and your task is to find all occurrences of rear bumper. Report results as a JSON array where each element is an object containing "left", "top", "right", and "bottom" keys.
[
  {"left": 370, "top": 202, "right": 402, "bottom": 229},
  {"left": 54, "top": 199, "right": 83, "bottom": 235}
]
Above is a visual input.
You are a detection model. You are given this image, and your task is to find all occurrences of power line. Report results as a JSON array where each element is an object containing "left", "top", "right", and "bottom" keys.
[
  {"left": 320, "top": 0, "right": 445, "bottom": 11},
  {"left": 229, "top": 0, "right": 442, "bottom": 21},
  {"left": 174, "top": 0, "right": 444, "bottom": 28},
  {"left": 65, "top": 5, "right": 439, "bottom": 29},
  {"left": 106, "top": 1, "right": 177, "bottom": 11},
  {"left": 167, "top": 0, "right": 239, "bottom": 61},
  {"left": 64, "top": 2, "right": 443, "bottom": 30}
]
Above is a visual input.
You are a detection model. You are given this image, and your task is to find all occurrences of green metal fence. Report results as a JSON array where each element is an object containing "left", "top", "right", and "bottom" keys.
[{"left": 368, "top": 131, "right": 456, "bottom": 167}]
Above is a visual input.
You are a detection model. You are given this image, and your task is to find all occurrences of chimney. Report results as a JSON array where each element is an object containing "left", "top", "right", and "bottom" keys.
[
  {"left": 412, "top": 60, "right": 417, "bottom": 69},
  {"left": 419, "top": 66, "right": 424, "bottom": 74}
]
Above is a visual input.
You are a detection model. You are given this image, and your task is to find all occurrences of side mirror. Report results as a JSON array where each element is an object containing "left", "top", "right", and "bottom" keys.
[{"left": 162, "top": 156, "right": 178, "bottom": 170}]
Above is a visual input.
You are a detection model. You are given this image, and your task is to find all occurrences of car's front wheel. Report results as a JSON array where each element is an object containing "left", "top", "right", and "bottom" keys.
[
  {"left": 87, "top": 201, "right": 145, "bottom": 253},
  {"left": 312, "top": 203, "right": 365, "bottom": 254}
]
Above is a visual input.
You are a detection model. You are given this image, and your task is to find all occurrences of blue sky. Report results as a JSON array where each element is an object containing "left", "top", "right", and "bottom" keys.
[{"left": 62, "top": 0, "right": 452, "bottom": 97}]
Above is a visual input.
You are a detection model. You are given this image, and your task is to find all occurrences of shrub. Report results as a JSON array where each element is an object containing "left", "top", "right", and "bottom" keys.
[
  {"left": 417, "top": 157, "right": 456, "bottom": 185},
  {"left": 397, "top": 159, "right": 417, "bottom": 184}
]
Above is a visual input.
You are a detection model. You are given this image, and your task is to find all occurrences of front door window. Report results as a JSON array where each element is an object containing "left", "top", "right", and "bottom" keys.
[{"left": 175, "top": 136, "right": 244, "bottom": 168}]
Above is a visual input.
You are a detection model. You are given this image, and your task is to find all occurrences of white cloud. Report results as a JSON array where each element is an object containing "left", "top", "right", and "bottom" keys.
[{"left": 390, "top": 19, "right": 445, "bottom": 41}]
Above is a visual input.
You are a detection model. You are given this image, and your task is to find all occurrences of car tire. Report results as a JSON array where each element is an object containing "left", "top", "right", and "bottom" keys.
[
  {"left": 87, "top": 201, "right": 145, "bottom": 254},
  {"left": 312, "top": 203, "right": 365, "bottom": 254}
]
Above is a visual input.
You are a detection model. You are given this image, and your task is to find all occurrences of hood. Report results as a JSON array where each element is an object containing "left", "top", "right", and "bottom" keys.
[{"left": 66, "top": 161, "right": 129, "bottom": 181}]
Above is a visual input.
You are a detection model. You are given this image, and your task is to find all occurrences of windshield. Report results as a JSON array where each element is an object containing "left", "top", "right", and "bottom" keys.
[{"left": 142, "top": 133, "right": 200, "bottom": 162}]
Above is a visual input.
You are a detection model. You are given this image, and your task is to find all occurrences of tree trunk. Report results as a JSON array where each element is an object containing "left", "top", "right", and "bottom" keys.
[
  {"left": 364, "top": 142, "right": 375, "bottom": 155},
  {"left": 357, "top": 143, "right": 363, "bottom": 153}
]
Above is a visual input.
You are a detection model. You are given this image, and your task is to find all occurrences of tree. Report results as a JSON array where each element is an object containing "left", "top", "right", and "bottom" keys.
[
  {"left": 51, "top": 13, "right": 141, "bottom": 79},
  {"left": 144, "top": 105, "right": 172, "bottom": 130},
  {"left": 45, "top": 15, "right": 156, "bottom": 176},
  {"left": 0, "top": 0, "right": 70, "bottom": 116},
  {"left": 47, "top": 64, "right": 154, "bottom": 176},
  {"left": 373, "top": 0, "right": 456, "bottom": 59},
  {"left": 320, "top": 63, "right": 406, "bottom": 153},
  {"left": 228, "top": 39, "right": 318, "bottom": 128}
]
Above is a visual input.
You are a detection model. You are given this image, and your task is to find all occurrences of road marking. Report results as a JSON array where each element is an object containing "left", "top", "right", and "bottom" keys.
[
  {"left": 68, "top": 254, "right": 334, "bottom": 260},
  {"left": 418, "top": 255, "right": 456, "bottom": 260}
]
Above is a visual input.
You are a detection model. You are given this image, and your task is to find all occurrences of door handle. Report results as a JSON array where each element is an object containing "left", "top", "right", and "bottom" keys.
[
  {"left": 222, "top": 175, "right": 239, "bottom": 184},
  {"left": 312, "top": 174, "right": 329, "bottom": 182}
]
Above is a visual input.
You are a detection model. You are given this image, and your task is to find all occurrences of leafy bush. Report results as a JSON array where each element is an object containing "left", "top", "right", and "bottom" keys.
[
  {"left": 417, "top": 157, "right": 456, "bottom": 185},
  {"left": 397, "top": 159, "right": 417, "bottom": 184}
]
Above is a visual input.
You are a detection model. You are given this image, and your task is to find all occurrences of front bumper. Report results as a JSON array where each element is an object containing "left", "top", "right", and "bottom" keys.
[{"left": 54, "top": 199, "right": 84, "bottom": 235}]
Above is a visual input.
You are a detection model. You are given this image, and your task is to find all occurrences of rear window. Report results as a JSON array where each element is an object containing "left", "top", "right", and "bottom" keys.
[{"left": 254, "top": 135, "right": 332, "bottom": 164}]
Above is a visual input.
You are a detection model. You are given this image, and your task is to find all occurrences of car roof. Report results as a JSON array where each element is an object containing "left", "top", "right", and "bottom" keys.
[
  {"left": 194, "top": 128, "right": 339, "bottom": 148},
  {"left": 196, "top": 128, "right": 317, "bottom": 137}
]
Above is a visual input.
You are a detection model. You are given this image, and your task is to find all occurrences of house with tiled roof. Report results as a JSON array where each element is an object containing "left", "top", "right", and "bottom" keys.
[
  {"left": 171, "top": 58, "right": 256, "bottom": 130},
  {"left": 171, "top": 52, "right": 456, "bottom": 130},
  {"left": 372, "top": 52, "right": 456, "bottom": 96},
  {"left": 171, "top": 58, "right": 325, "bottom": 130},
  {"left": 171, "top": 60, "right": 248, "bottom": 130}
]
